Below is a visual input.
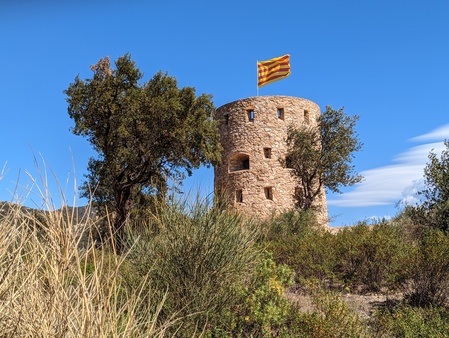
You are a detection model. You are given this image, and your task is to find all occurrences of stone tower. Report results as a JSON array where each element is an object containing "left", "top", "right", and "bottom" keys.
[{"left": 214, "top": 95, "right": 328, "bottom": 226}]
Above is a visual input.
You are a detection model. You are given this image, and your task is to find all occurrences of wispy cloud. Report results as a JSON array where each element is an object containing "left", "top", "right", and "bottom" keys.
[
  {"left": 327, "top": 125, "right": 449, "bottom": 207},
  {"left": 410, "top": 123, "right": 449, "bottom": 142}
]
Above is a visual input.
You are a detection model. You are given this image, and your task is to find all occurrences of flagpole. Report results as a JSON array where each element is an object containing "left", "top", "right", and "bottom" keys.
[{"left": 256, "top": 60, "right": 259, "bottom": 96}]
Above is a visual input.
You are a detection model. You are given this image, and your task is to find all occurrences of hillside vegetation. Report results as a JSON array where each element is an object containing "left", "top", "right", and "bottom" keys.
[{"left": 1, "top": 196, "right": 449, "bottom": 337}]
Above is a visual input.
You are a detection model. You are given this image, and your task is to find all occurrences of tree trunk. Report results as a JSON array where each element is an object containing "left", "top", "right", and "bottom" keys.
[{"left": 113, "top": 185, "right": 132, "bottom": 254}]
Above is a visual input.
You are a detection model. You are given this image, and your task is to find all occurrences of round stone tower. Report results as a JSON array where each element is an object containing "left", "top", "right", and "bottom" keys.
[{"left": 214, "top": 95, "right": 328, "bottom": 226}]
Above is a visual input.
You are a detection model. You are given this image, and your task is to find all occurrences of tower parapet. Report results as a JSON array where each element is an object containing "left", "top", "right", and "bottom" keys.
[{"left": 214, "top": 95, "right": 328, "bottom": 226}]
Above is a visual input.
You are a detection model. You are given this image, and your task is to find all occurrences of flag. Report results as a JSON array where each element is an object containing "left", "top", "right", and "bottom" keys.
[{"left": 257, "top": 54, "right": 291, "bottom": 88}]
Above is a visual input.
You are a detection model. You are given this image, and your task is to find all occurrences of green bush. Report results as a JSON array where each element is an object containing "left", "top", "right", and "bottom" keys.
[
  {"left": 261, "top": 209, "right": 319, "bottom": 241},
  {"left": 210, "top": 253, "right": 294, "bottom": 337},
  {"left": 263, "top": 210, "right": 337, "bottom": 284},
  {"left": 288, "top": 282, "right": 368, "bottom": 338},
  {"left": 405, "top": 229, "right": 449, "bottom": 307},
  {"left": 264, "top": 214, "right": 407, "bottom": 292},
  {"left": 371, "top": 304, "right": 449, "bottom": 337},
  {"left": 284, "top": 231, "right": 337, "bottom": 284},
  {"left": 334, "top": 221, "right": 406, "bottom": 292},
  {"left": 128, "top": 197, "right": 261, "bottom": 335}
]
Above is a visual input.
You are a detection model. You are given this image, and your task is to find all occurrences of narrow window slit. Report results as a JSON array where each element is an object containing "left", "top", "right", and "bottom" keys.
[
  {"left": 236, "top": 189, "right": 243, "bottom": 203},
  {"left": 247, "top": 109, "right": 255, "bottom": 122},
  {"left": 263, "top": 147, "right": 272, "bottom": 159},
  {"left": 264, "top": 187, "right": 273, "bottom": 200},
  {"left": 277, "top": 108, "right": 284, "bottom": 120}
]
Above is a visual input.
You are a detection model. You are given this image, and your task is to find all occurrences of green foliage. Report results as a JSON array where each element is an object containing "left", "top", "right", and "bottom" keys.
[
  {"left": 261, "top": 210, "right": 337, "bottom": 284},
  {"left": 372, "top": 305, "right": 449, "bottom": 337},
  {"left": 265, "top": 214, "right": 409, "bottom": 293},
  {"left": 283, "top": 106, "right": 363, "bottom": 210},
  {"left": 283, "top": 124, "right": 322, "bottom": 210},
  {"left": 273, "top": 230, "right": 337, "bottom": 284},
  {"left": 334, "top": 222, "right": 407, "bottom": 292},
  {"left": 320, "top": 106, "right": 363, "bottom": 193},
  {"left": 65, "top": 54, "right": 222, "bottom": 248},
  {"left": 408, "top": 140, "right": 449, "bottom": 231},
  {"left": 290, "top": 282, "right": 368, "bottom": 338},
  {"left": 210, "top": 253, "right": 294, "bottom": 338},
  {"left": 261, "top": 209, "right": 319, "bottom": 241},
  {"left": 128, "top": 197, "right": 260, "bottom": 335},
  {"left": 405, "top": 229, "right": 449, "bottom": 307}
]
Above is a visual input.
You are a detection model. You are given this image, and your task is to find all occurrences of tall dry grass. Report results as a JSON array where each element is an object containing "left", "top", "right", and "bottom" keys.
[{"left": 0, "top": 172, "right": 175, "bottom": 337}]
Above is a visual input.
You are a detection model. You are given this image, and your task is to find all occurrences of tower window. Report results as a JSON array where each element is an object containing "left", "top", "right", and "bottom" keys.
[
  {"left": 285, "top": 155, "right": 294, "bottom": 169},
  {"left": 263, "top": 147, "right": 272, "bottom": 159},
  {"left": 247, "top": 109, "right": 255, "bottom": 122},
  {"left": 229, "top": 153, "right": 250, "bottom": 172},
  {"left": 304, "top": 110, "right": 309, "bottom": 124},
  {"left": 236, "top": 189, "right": 243, "bottom": 203},
  {"left": 264, "top": 187, "right": 273, "bottom": 200},
  {"left": 277, "top": 108, "right": 284, "bottom": 120},
  {"left": 224, "top": 114, "right": 229, "bottom": 125}
]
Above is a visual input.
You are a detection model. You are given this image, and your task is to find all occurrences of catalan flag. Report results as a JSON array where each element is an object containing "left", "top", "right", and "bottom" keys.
[{"left": 257, "top": 54, "right": 291, "bottom": 88}]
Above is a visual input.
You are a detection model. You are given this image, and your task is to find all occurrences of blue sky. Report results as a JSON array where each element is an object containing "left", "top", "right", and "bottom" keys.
[{"left": 1, "top": 0, "right": 448, "bottom": 226}]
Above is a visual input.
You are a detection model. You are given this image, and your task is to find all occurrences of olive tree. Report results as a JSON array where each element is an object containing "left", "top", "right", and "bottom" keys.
[
  {"left": 283, "top": 106, "right": 363, "bottom": 210},
  {"left": 409, "top": 140, "right": 449, "bottom": 232},
  {"left": 65, "top": 54, "right": 222, "bottom": 250}
]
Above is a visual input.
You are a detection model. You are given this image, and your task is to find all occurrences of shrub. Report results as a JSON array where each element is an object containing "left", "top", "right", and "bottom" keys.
[
  {"left": 261, "top": 209, "right": 319, "bottom": 241},
  {"left": 333, "top": 221, "right": 406, "bottom": 292},
  {"left": 371, "top": 304, "right": 449, "bottom": 337},
  {"left": 263, "top": 210, "right": 337, "bottom": 284},
  {"left": 288, "top": 281, "right": 368, "bottom": 338},
  {"left": 211, "top": 253, "right": 295, "bottom": 337},
  {"left": 129, "top": 197, "right": 261, "bottom": 335},
  {"left": 405, "top": 229, "right": 449, "bottom": 307},
  {"left": 284, "top": 231, "right": 337, "bottom": 284}
]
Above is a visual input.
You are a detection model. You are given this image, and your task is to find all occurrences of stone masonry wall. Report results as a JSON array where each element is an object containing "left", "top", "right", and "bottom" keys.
[{"left": 214, "top": 95, "right": 328, "bottom": 227}]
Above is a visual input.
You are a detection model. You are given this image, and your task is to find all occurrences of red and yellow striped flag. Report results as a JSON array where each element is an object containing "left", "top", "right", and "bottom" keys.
[{"left": 257, "top": 54, "right": 291, "bottom": 88}]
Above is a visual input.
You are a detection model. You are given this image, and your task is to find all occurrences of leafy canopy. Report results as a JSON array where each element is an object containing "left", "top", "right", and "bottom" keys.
[
  {"left": 410, "top": 140, "right": 449, "bottom": 231},
  {"left": 283, "top": 106, "right": 363, "bottom": 210},
  {"left": 65, "top": 54, "right": 222, "bottom": 245}
]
